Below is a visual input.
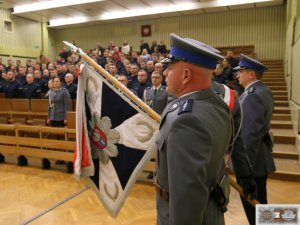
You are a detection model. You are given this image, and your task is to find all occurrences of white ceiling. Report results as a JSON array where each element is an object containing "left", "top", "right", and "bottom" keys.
[{"left": 0, "top": 0, "right": 284, "bottom": 28}]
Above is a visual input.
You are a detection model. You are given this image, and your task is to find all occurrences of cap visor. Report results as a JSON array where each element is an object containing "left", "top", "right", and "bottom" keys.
[{"left": 233, "top": 66, "right": 241, "bottom": 70}]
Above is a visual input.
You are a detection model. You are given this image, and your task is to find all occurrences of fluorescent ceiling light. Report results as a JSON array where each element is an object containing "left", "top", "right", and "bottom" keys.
[
  {"left": 48, "top": 0, "right": 277, "bottom": 27},
  {"left": 13, "top": 0, "right": 105, "bottom": 14},
  {"left": 101, "top": 3, "right": 197, "bottom": 20}
]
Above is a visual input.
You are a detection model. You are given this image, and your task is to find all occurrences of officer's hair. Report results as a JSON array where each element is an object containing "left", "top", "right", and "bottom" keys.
[
  {"left": 138, "top": 69, "right": 147, "bottom": 74},
  {"left": 118, "top": 74, "right": 127, "bottom": 79},
  {"left": 65, "top": 73, "right": 74, "bottom": 78},
  {"left": 152, "top": 71, "right": 162, "bottom": 77},
  {"left": 254, "top": 71, "right": 263, "bottom": 80},
  {"left": 52, "top": 75, "right": 60, "bottom": 80}
]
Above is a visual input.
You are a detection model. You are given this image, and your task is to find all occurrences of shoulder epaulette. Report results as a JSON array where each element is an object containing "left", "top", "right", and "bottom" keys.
[
  {"left": 178, "top": 99, "right": 193, "bottom": 115},
  {"left": 249, "top": 86, "right": 256, "bottom": 93},
  {"left": 168, "top": 101, "right": 180, "bottom": 112}
]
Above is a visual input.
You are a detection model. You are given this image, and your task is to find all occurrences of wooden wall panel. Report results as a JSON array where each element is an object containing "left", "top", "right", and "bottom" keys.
[{"left": 53, "top": 5, "right": 286, "bottom": 60}]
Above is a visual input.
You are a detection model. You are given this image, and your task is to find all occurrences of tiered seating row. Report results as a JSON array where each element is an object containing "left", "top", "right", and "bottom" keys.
[
  {"left": 0, "top": 124, "right": 75, "bottom": 162},
  {"left": 216, "top": 45, "right": 255, "bottom": 57},
  {"left": 0, "top": 99, "right": 76, "bottom": 125}
]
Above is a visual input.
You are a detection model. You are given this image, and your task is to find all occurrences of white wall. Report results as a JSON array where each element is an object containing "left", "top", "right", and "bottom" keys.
[{"left": 0, "top": 8, "right": 41, "bottom": 58}]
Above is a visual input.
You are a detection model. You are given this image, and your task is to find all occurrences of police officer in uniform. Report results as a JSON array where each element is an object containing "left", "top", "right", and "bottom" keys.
[
  {"left": 143, "top": 71, "right": 168, "bottom": 115},
  {"left": 64, "top": 73, "right": 77, "bottom": 99},
  {"left": 212, "top": 79, "right": 258, "bottom": 201},
  {"left": 155, "top": 33, "right": 232, "bottom": 225},
  {"left": 4, "top": 71, "right": 23, "bottom": 98},
  {"left": 209, "top": 48, "right": 257, "bottom": 202},
  {"left": 0, "top": 72, "right": 8, "bottom": 93},
  {"left": 44, "top": 77, "right": 71, "bottom": 170},
  {"left": 235, "top": 54, "right": 276, "bottom": 225},
  {"left": 23, "top": 73, "right": 41, "bottom": 99},
  {"left": 47, "top": 76, "right": 70, "bottom": 127},
  {"left": 34, "top": 70, "right": 48, "bottom": 93}
]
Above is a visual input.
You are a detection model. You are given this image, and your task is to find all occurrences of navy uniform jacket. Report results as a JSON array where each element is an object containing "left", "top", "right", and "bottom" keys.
[
  {"left": 17, "top": 75, "right": 27, "bottom": 85},
  {"left": 64, "top": 82, "right": 77, "bottom": 99},
  {"left": 155, "top": 88, "right": 232, "bottom": 225},
  {"left": 48, "top": 88, "right": 70, "bottom": 121},
  {"left": 23, "top": 82, "right": 41, "bottom": 99},
  {"left": 239, "top": 80, "right": 276, "bottom": 177},
  {"left": 0, "top": 79, "right": 7, "bottom": 92},
  {"left": 136, "top": 82, "right": 151, "bottom": 100},
  {"left": 127, "top": 75, "right": 139, "bottom": 92},
  {"left": 211, "top": 81, "right": 252, "bottom": 177},
  {"left": 143, "top": 86, "right": 168, "bottom": 115},
  {"left": 35, "top": 78, "right": 48, "bottom": 93},
  {"left": 214, "top": 72, "right": 226, "bottom": 85},
  {"left": 4, "top": 80, "right": 23, "bottom": 98}
]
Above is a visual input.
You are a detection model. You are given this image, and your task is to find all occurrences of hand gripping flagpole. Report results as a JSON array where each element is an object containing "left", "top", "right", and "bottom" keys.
[
  {"left": 227, "top": 176, "right": 259, "bottom": 206},
  {"left": 63, "top": 41, "right": 160, "bottom": 124},
  {"left": 63, "top": 41, "right": 258, "bottom": 207}
]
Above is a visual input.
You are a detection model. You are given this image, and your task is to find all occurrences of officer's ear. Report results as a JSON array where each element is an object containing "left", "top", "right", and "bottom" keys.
[
  {"left": 182, "top": 68, "right": 192, "bottom": 85},
  {"left": 249, "top": 70, "right": 257, "bottom": 80}
]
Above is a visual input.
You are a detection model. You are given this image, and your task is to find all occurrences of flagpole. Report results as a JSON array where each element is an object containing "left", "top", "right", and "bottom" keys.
[
  {"left": 228, "top": 175, "right": 259, "bottom": 206},
  {"left": 63, "top": 41, "right": 161, "bottom": 124},
  {"left": 63, "top": 41, "right": 258, "bottom": 207}
]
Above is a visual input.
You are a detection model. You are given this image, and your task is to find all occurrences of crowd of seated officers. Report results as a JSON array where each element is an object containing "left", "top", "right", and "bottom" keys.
[{"left": 0, "top": 42, "right": 242, "bottom": 173}]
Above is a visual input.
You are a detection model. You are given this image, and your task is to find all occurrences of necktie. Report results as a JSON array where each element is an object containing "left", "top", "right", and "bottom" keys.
[{"left": 154, "top": 89, "right": 157, "bottom": 95}]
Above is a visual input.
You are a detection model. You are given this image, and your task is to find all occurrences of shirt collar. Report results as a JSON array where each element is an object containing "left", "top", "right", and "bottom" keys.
[
  {"left": 244, "top": 80, "right": 260, "bottom": 91},
  {"left": 179, "top": 90, "right": 199, "bottom": 99},
  {"left": 152, "top": 84, "right": 161, "bottom": 90}
]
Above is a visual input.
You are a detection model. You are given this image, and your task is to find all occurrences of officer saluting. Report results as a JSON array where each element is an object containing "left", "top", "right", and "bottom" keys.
[
  {"left": 155, "top": 33, "right": 232, "bottom": 225},
  {"left": 235, "top": 54, "right": 276, "bottom": 225}
]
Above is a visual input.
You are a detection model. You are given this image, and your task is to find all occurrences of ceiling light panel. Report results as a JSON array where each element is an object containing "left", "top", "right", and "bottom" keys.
[
  {"left": 47, "top": 0, "right": 279, "bottom": 27},
  {"left": 13, "top": 0, "right": 105, "bottom": 13}
]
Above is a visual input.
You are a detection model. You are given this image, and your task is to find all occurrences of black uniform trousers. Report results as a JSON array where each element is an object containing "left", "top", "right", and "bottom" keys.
[{"left": 240, "top": 175, "right": 268, "bottom": 225}]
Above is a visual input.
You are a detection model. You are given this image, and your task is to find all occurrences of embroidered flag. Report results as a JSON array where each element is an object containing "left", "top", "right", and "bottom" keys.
[{"left": 74, "top": 62, "right": 158, "bottom": 217}]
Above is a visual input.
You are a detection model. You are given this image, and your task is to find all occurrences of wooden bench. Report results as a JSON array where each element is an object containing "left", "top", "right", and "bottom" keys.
[
  {"left": 66, "top": 111, "right": 76, "bottom": 140},
  {"left": 0, "top": 124, "right": 76, "bottom": 171},
  {"left": 0, "top": 118, "right": 156, "bottom": 177},
  {"left": 0, "top": 99, "right": 12, "bottom": 124},
  {"left": 0, "top": 99, "right": 48, "bottom": 125},
  {"left": 29, "top": 99, "right": 49, "bottom": 125},
  {"left": 11, "top": 99, "right": 31, "bottom": 124}
]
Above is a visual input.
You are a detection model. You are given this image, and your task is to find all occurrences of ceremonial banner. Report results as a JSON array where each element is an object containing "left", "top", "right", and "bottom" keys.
[{"left": 74, "top": 62, "right": 158, "bottom": 217}]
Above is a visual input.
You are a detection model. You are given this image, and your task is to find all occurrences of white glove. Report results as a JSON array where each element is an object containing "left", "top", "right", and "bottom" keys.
[{"left": 115, "top": 113, "right": 158, "bottom": 150}]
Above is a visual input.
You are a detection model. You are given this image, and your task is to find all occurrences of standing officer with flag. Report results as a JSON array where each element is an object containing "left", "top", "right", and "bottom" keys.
[
  {"left": 235, "top": 54, "right": 276, "bottom": 225},
  {"left": 155, "top": 33, "right": 232, "bottom": 225}
]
